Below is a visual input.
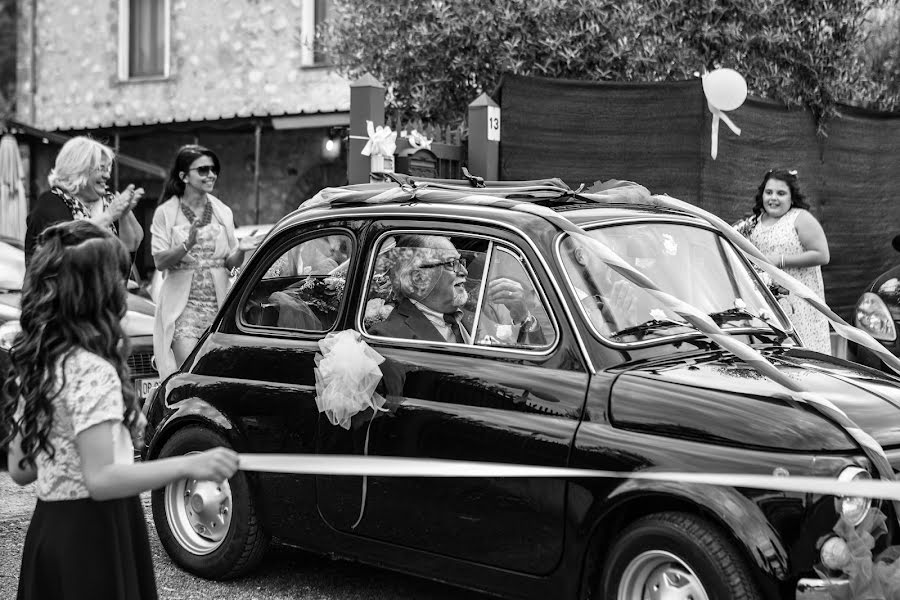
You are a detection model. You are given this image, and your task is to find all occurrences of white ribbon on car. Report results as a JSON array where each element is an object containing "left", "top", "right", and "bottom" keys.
[
  {"left": 282, "top": 181, "right": 900, "bottom": 515},
  {"left": 314, "top": 329, "right": 387, "bottom": 430}
]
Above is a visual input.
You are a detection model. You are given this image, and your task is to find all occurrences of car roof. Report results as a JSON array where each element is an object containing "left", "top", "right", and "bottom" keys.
[{"left": 272, "top": 176, "right": 707, "bottom": 236}]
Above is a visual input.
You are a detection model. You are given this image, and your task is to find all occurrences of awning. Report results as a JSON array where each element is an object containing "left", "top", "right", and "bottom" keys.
[{"left": 3, "top": 118, "right": 167, "bottom": 179}]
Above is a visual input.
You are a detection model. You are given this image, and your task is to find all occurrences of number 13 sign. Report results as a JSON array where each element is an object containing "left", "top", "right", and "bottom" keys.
[{"left": 487, "top": 106, "right": 501, "bottom": 142}]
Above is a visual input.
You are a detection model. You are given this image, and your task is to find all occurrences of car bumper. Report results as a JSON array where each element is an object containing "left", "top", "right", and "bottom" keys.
[{"left": 796, "top": 577, "right": 847, "bottom": 599}]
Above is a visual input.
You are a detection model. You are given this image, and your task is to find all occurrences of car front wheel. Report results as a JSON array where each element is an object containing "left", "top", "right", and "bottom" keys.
[
  {"left": 151, "top": 427, "right": 269, "bottom": 580},
  {"left": 599, "top": 512, "right": 762, "bottom": 600}
]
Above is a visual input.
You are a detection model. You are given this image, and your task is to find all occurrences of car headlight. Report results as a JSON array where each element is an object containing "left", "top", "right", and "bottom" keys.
[
  {"left": 855, "top": 292, "right": 897, "bottom": 341},
  {"left": 835, "top": 466, "right": 872, "bottom": 526}
]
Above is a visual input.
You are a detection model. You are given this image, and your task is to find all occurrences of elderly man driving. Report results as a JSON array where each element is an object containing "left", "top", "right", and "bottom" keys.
[{"left": 370, "top": 234, "right": 544, "bottom": 346}]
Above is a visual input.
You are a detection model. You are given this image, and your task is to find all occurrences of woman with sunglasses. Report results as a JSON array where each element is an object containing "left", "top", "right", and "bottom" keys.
[
  {"left": 739, "top": 168, "right": 831, "bottom": 354},
  {"left": 150, "top": 145, "right": 259, "bottom": 379},
  {"left": 24, "top": 136, "right": 145, "bottom": 266}
]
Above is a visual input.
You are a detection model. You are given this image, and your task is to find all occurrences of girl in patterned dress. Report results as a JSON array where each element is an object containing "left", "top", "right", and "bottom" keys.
[
  {"left": 151, "top": 145, "right": 259, "bottom": 380},
  {"left": 745, "top": 168, "right": 832, "bottom": 354},
  {"left": 1, "top": 220, "right": 238, "bottom": 599}
]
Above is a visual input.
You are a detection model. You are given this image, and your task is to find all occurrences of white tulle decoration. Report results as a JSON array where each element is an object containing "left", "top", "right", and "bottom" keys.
[{"left": 314, "top": 329, "right": 387, "bottom": 430}]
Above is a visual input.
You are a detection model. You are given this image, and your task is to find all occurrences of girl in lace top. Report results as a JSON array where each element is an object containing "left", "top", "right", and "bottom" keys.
[{"left": 1, "top": 220, "right": 238, "bottom": 600}]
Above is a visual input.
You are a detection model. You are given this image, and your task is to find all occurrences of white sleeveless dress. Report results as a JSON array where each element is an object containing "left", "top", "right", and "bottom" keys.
[{"left": 749, "top": 208, "right": 831, "bottom": 354}]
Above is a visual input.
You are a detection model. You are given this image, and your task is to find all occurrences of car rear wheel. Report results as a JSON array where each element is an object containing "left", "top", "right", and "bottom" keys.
[
  {"left": 151, "top": 427, "right": 269, "bottom": 580},
  {"left": 599, "top": 512, "right": 762, "bottom": 600}
]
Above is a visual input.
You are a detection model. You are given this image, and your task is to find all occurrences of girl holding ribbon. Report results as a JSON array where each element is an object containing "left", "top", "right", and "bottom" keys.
[{"left": 2, "top": 220, "right": 238, "bottom": 600}]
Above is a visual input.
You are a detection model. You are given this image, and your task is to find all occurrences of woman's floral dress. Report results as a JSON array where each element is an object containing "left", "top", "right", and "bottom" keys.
[
  {"left": 749, "top": 208, "right": 831, "bottom": 354},
  {"left": 172, "top": 205, "right": 223, "bottom": 341}
]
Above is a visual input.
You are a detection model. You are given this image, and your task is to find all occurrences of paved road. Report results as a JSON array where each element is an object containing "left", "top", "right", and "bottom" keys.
[{"left": 0, "top": 474, "right": 491, "bottom": 600}]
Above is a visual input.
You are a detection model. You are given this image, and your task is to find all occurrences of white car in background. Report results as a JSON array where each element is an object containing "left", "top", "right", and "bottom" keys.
[{"left": 0, "top": 236, "right": 159, "bottom": 409}]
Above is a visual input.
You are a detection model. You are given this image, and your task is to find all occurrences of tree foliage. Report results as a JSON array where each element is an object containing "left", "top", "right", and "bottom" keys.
[{"left": 320, "top": 0, "right": 893, "bottom": 132}]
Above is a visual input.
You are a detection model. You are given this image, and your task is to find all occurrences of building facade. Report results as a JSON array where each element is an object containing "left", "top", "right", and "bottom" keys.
[{"left": 15, "top": 0, "right": 348, "bottom": 274}]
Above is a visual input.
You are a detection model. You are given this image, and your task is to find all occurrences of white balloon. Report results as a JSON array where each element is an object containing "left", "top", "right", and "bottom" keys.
[{"left": 702, "top": 68, "right": 748, "bottom": 112}]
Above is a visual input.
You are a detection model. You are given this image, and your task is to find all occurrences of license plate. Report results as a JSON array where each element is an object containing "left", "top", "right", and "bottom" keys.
[{"left": 137, "top": 377, "right": 160, "bottom": 399}]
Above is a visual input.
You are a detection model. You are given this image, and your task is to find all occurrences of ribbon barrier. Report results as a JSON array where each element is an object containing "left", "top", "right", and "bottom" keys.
[
  {"left": 702, "top": 68, "right": 747, "bottom": 160},
  {"left": 238, "top": 454, "right": 900, "bottom": 500}
]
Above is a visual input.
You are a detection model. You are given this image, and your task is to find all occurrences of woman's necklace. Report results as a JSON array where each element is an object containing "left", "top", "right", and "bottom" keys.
[
  {"left": 79, "top": 197, "right": 101, "bottom": 218},
  {"left": 180, "top": 197, "right": 212, "bottom": 227}
]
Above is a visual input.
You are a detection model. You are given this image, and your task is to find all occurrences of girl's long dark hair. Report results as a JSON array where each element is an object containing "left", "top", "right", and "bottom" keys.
[
  {"left": 0, "top": 220, "right": 137, "bottom": 470},
  {"left": 752, "top": 168, "right": 810, "bottom": 216},
  {"left": 160, "top": 144, "right": 220, "bottom": 203}
]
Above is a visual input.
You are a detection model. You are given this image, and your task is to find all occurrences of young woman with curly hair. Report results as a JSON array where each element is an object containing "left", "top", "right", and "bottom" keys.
[
  {"left": 737, "top": 168, "right": 831, "bottom": 354},
  {"left": 1, "top": 220, "right": 238, "bottom": 600}
]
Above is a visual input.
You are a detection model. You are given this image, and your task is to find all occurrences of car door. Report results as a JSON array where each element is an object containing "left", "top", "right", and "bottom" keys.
[
  {"left": 192, "top": 222, "right": 359, "bottom": 540},
  {"left": 314, "top": 221, "right": 589, "bottom": 575}
]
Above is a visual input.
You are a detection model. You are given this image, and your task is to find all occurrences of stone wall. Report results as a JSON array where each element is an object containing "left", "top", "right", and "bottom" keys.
[{"left": 19, "top": 0, "right": 348, "bottom": 130}]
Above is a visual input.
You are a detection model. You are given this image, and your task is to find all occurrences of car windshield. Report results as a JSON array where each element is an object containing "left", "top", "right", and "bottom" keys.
[{"left": 558, "top": 222, "right": 791, "bottom": 344}]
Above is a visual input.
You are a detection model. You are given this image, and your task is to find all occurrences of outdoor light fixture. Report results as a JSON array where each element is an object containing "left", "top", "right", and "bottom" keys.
[{"left": 321, "top": 127, "right": 345, "bottom": 161}]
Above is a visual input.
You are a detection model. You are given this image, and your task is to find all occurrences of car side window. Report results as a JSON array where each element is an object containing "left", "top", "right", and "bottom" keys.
[
  {"left": 241, "top": 233, "right": 351, "bottom": 331},
  {"left": 475, "top": 245, "right": 556, "bottom": 349},
  {"left": 362, "top": 231, "right": 555, "bottom": 350}
]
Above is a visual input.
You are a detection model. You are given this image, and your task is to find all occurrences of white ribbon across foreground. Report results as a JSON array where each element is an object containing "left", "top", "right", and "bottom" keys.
[{"left": 238, "top": 454, "right": 900, "bottom": 501}]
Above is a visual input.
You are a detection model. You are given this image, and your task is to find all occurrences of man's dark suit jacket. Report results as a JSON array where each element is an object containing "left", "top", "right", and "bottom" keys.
[{"left": 369, "top": 297, "right": 545, "bottom": 346}]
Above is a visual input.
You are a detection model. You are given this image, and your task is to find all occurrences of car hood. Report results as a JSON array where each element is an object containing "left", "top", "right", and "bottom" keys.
[
  {"left": 0, "top": 291, "right": 155, "bottom": 338},
  {"left": 610, "top": 348, "right": 900, "bottom": 452}
]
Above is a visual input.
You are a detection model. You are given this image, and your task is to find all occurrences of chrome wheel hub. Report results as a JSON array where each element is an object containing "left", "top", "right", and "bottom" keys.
[
  {"left": 164, "top": 469, "right": 233, "bottom": 555},
  {"left": 618, "top": 550, "right": 709, "bottom": 600}
]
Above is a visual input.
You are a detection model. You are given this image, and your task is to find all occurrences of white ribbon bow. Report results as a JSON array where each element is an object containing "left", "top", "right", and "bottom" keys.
[
  {"left": 403, "top": 129, "right": 433, "bottom": 151},
  {"left": 361, "top": 120, "right": 397, "bottom": 158}
]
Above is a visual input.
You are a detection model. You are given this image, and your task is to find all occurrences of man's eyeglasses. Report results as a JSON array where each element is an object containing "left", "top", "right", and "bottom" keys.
[
  {"left": 190, "top": 165, "right": 220, "bottom": 176},
  {"left": 419, "top": 257, "right": 468, "bottom": 271}
]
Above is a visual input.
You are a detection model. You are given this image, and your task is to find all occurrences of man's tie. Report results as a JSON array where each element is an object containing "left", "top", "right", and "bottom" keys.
[{"left": 443, "top": 312, "right": 463, "bottom": 343}]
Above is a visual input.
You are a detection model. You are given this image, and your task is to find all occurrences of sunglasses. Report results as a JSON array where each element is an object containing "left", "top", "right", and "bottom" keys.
[
  {"left": 419, "top": 257, "right": 468, "bottom": 271},
  {"left": 190, "top": 165, "right": 220, "bottom": 176}
]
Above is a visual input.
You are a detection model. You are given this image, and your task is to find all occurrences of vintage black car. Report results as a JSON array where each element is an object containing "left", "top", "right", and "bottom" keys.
[
  {"left": 142, "top": 177, "right": 900, "bottom": 600},
  {"left": 848, "top": 235, "right": 900, "bottom": 371}
]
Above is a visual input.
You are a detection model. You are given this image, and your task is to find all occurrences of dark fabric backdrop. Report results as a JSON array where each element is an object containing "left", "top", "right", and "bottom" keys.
[{"left": 498, "top": 73, "right": 900, "bottom": 317}]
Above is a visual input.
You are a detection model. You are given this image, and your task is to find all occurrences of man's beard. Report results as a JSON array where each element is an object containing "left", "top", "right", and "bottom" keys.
[{"left": 452, "top": 286, "right": 469, "bottom": 307}]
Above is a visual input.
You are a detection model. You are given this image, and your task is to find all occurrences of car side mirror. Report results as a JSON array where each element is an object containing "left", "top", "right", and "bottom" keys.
[{"left": 892, "top": 235, "right": 900, "bottom": 254}]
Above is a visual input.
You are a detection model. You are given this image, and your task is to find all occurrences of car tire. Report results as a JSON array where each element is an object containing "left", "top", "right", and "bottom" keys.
[
  {"left": 151, "top": 427, "right": 270, "bottom": 580},
  {"left": 599, "top": 512, "right": 762, "bottom": 600}
]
